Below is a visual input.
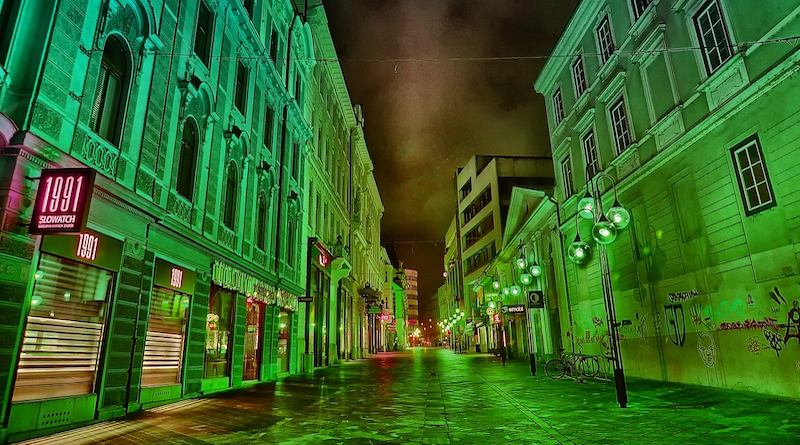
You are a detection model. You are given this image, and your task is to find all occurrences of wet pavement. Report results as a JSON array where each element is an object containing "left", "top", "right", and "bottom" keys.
[{"left": 16, "top": 347, "right": 800, "bottom": 445}]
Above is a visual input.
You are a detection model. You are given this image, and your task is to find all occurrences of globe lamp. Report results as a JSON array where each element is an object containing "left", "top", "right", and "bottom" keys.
[
  {"left": 567, "top": 240, "right": 592, "bottom": 265},
  {"left": 606, "top": 201, "right": 631, "bottom": 230},
  {"left": 520, "top": 273, "right": 533, "bottom": 285},
  {"left": 577, "top": 191, "right": 595, "bottom": 219},
  {"left": 591, "top": 217, "right": 618, "bottom": 245}
]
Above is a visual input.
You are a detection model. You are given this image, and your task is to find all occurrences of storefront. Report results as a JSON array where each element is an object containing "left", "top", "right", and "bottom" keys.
[
  {"left": 140, "top": 259, "right": 196, "bottom": 402},
  {"left": 277, "top": 308, "right": 290, "bottom": 374},
  {"left": 244, "top": 297, "right": 265, "bottom": 381},
  {"left": 9, "top": 230, "right": 123, "bottom": 429},
  {"left": 307, "top": 240, "right": 332, "bottom": 368}
]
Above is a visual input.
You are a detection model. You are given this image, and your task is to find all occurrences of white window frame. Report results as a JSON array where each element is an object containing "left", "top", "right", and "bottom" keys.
[
  {"left": 692, "top": 0, "right": 734, "bottom": 75},
  {"left": 609, "top": 96, "right": 633, "bottom": 155},
  {"left": 561, "top": 156, "right": 574, "bottom": 198},
  {"left": 582, "top": 128, "right": 600, "bottom": 180},
  {"left": 552, "top": 87, "right": 565, "bottom": 126},
  {"left": 571, "top": 55, "right": 588, "bottom": 99},
  {"left": 631, "top": 0, "right": 654, "bottom": 20},
  {"left": 596, "top": 15, "right": 615, "bottom": 65},
  {"left": 731, "top": 135, "right": 775, "bottom": 215}
]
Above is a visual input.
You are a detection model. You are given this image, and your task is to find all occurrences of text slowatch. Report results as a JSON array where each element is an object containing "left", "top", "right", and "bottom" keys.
[{"left": 29, "top": 169, "right": 96, "bottom": 234}]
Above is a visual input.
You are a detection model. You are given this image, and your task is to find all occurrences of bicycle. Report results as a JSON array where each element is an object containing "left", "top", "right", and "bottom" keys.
[{"left": 545, "top": 347, "right": 599, "bottom": 380}]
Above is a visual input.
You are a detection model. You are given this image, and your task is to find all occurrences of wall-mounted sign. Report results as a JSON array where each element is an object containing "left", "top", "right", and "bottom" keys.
[
  {"left": 41, "top": 230, "right": 123, "bottom": 271},
  {"left": 368, "top": 305, "right": 381, "bottom": 314},
  {"left": 493, "top": 313, "right": 502, "bottom": 324},
  {"left": 299, "top": 296, "right": 313, "bottom": 303},
  {"left": 311, "top": 240, "right": 332, "bottom": 270},
  {"left": 502, "top": 304, "right": 526, "bottom": 314},
  {"left": 154, "top": 258, "right": 197, "bottom": 294},
  {"left": 30, "top": 169, "right": 96, "bottom": 234},
  {"left": 527, "top": 290, "right": 544, "bottom": 309}
]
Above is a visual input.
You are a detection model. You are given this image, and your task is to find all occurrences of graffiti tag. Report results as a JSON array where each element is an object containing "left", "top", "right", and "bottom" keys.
[
  {"left": 763, "top": 329, "right": 785, "bottom": 357},
  {"left": 668, "top": 289, "right": 699, "bottom": 303},
  {"left": 785, "top": 300, "right": 800, "bottom": 345},
  {"left": 664, "top": 304, "right": 686, "bottom": 347},
  {"left": 718, "top": 317, "right": 778, "bottom": 331}
]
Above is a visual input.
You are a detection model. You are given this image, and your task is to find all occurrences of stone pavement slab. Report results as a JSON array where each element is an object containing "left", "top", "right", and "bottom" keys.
[{"left": 14, "top": 348, "right": 800, "bottom": 445}]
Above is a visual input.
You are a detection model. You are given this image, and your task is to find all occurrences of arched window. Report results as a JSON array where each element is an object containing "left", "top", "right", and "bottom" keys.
[
  {"left": 223, "top": 163, "right": 238, "bottom": 229},
  {"left": 176, "top": 120, "right": 198, "bottom": 200},
  {"left": 256, "top": 192, "right": 267, "bottom": 250},
  {"left": 287, "top": 219, "right": 294, "bottom": 265},
  {"left": 91, "top": 35, "right": 129, "bottom": 145}
]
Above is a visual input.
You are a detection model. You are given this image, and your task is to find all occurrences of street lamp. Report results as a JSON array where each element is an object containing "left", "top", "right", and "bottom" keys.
[{"left": 568, "top": 171, "right": 629, "bottom": 408}]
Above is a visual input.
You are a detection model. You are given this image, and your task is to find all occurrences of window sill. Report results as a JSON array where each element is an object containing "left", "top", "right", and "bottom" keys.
[
  {"left": 596, "top": 53, "right": 621, "bottom": 84},
  {"left": 696, "top": 53, "right": 749, "bottom": 111},
  {"left": 628, "top": 0, "right": 661, "bottom": 41}
]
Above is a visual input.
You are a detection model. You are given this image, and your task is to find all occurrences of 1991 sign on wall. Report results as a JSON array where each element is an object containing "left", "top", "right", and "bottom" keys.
[{"left": 29, "top": 169, "right": 96, "bottom": 234}]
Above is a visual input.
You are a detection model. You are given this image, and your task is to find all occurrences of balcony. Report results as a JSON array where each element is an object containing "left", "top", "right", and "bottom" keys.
[{"left": 79, "top": 131, "right": 119, "bottom": 178}]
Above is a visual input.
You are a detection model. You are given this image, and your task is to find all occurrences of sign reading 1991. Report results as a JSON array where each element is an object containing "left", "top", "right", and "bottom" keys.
[{"left": 29, "top": 169, "right": 96, "bottom": 234}]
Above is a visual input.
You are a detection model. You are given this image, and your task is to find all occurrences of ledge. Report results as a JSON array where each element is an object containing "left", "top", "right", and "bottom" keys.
[{"left": 695, "top": 53, "right": 750, "bottom": 111}]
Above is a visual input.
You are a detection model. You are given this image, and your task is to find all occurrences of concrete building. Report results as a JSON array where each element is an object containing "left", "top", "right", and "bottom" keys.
[
  {"left": 535, "top": 0, "right": 800, "bottom": 398},
  {"left": 452, "top": 155, "right": 554, "bottom": 351},
  {"left": 404, "top": 268, "right": 419, "bottom": 337}
]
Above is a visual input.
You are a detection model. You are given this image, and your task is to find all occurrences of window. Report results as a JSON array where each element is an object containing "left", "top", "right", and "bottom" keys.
[
  {"left": 466, "top": 243, "right": 496, "bottom": 273},
  {"left": 194, "top": 2, "right": 213, "bottom": 67},
  {"left": 13, "top": 254, "right": 115, "bottom": 402},
  {"left": 609, "top": 96, "right": 633, "bottom": 154},
  {"left": 632, "top": 0, "right": 653, "bottom": 20},
  {"left": 582, "top": 129, "right": 600, "bottom": 179},
  {"left": 0, "top": 0, "right": 18, "bottom": 65},
  {"left": 287, "top": 219, "right": 295, "bottom": 265},
  {"left": 463, "top": 216, "right": 494, "bottom": 249},
  {"left": 461, "top": 187, "right": 492, "bottom": 225},
  {"left": 269, "top": 28, "right": 278, "bottom": 62},
  {"left": 596, "top": 15, "right": 615, "bottom": 65},
  {"left": 694, "top": 0, "right": 733, "bottom": 74},
  {"left": 256, "top": 192, "right": 267, "bottom": 250},
  {"left": 552, "top": 87, "right": 565, "bottom": 126},
  {"left": 223, "top": 163, "right": 238, "bottom": 228},
  {"left": 571, "top": 55, "right": 588, "bottom": 98},
  {"left": 90, "top": 36, "right": 128, "bottom": 146},
  {"left": 241, "top": 0, "right": 253, "bottom": 17},
  {"left": 561, "top": 156, "right": 574, "bottom": 197},
  {"left": 731, "top": 135, "right": 775, "bottom": 215},
  {"left": 292, "top": 143, "right": 300, "bottom": 179},
  {"left": 176, "top": 120, "right": 198, "bottom": 200},
  {"left": 235, "top": 62, "right": 248, "bottom": 115},
  {"left": 295, "top": 72, "right": 303, "bottom": 101},
  {"left": 460, "top": 180, "right": 472, "bottom": 200},
  {"left": 264, "top": 104, "right": 274, "bottom": 151}
]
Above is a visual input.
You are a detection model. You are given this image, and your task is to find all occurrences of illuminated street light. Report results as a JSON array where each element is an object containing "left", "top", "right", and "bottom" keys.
[{"left": 577, "top": 189, "right": 594, "bottom": 219}]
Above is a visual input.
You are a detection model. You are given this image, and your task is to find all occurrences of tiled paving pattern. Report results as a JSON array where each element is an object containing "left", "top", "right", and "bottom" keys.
[{"left": 15, "top": 348, "right": 800, "bottom": 444}]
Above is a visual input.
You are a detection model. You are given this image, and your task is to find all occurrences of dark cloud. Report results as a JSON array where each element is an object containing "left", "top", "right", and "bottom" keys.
[{"left": 325, "top": 0, "right": 578, "bottom": 309}]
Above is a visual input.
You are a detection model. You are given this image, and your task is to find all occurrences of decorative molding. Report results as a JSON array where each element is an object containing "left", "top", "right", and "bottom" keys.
[
  {"left": 596, "top": 71, "right": 627, "bottom": 103},
  {"left": 648, "top": 106, "right": 686, "bottom": 152},
  {"left": 696, "top": 54, "right": 750, "bottom": 111},
  {"left": 167, "top": 191, "right": 193, "bottom": 226},
  {"left": 573, "top": 108, "right": 596, "bottom": 135},
  {"left": 609, "top": 144, "right": 642, "bottom": 180},
  {"left": 628, "top": 0, "right": 662, "bottom": 41},
  {"left": 80, "top": 132, "right": 119, "bottom": 177},
  {"left": 218, "top": 224, "right": 237, "bottom": 251}
]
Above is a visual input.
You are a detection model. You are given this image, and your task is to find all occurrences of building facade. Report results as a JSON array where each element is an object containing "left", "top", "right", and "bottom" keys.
[
  {"left": 0, "top": 0, "right": 384, "bottom": 441},
  {"left": 452, "top": 155, "right": 554, "bottom": 351},
  {"left": 535, "top": 0, "right": 800, "bottom": 398}
]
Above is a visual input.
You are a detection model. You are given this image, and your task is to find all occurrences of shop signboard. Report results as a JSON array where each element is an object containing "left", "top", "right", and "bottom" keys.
[
  {"left": 501, "top": 304, "right": 526, "bottom": 314},
  {"left": 299, "top": 296, "right": 313, "bottom": 303},
  {"left": 41, "top": 230, "right": 123, "bottom": 270},
  {"left": 368, "top": 305, "right": 381, "bottom": 314},
  {"left": 154, "top": 258, "right": 197, "bottom": 294},
  {"left": 30, "top": 168, "right": 96, "bottom": 234},
  {"left": 527, "top": 290, "right": 545, "bottom": 309},
  {"left": 311, "top": 240, "right": 333, "bottom": 271}
]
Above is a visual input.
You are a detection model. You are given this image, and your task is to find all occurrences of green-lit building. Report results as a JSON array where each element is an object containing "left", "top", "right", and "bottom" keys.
[
  {"left": 0, "top": 0, "right": 366, "bottom": 441},
  {"left": 535, "top": 0, "right": 800, "bottom": 398}
]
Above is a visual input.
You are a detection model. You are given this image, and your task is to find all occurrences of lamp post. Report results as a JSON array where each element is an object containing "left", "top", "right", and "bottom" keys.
[
  {"left": 567, "top": 171, "right": 629, "bottom": 408},
  {"left": 516, "top": 238, "right": 541, "bottom": 376}
]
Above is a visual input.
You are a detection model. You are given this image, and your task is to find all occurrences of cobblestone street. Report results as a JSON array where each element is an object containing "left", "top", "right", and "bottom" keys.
[{"left": 17, "top": 348, "right": 800, "bottom": 445}]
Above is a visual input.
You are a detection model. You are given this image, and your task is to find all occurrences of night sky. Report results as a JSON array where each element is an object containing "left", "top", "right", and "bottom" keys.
[{"left": 325, "top": 1, "right": 579, "bottom": 316}]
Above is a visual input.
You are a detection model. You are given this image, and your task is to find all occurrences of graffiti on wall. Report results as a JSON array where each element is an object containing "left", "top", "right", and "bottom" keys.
[
  {"left": 668, "top": 289, "right": 699, "bottom": 303},
  {"left": 697, "top": 332, "right": 716, "bottom": 367},
  {"left": 664, "top": 304, "right": 686, "bottom": 347},
  {"left": 689, "top": 302, "right": 715, "bottom": 330},
  {"left": 785, "top": 300, "right": 800, "bottom": 345}
]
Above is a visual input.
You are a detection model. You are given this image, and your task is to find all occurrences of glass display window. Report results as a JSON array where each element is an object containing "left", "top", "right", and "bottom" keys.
[
  {"left": 141, "top": 288, "right": 190, "bottom": 387},
  {"left": 278, "top": 309, "right": 290, "bottom": 373},
  {"left": 243, "top": 298, "right": 264, "bottom": 381},
  {"left": 13, "top": 254, "right": 115, "bottom": 402},
  {"left": 204, "top": 288, "right": 234, "bottom": 379}
]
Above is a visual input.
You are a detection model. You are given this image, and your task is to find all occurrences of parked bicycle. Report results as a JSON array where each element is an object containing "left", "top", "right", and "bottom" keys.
[{"left": 545, "top": 347, "right": 599, "bottom": 380}]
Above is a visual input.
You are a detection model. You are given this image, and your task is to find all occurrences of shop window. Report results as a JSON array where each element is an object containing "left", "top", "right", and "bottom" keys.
[
  {"left": 278, "top": 310, "right": 290, "bottom": 373},
  {"left": 731, "top": 135, "right": 776, "bottom": 215},
  {"left": 176, "top": 119, "right": 198, "bottom": 200},
  {"left": 223, "top": 163, "right": 238, "bottom": 229},
  {"left": 235, "top": 61, "right": 248, "bottom": 116},
  {"left": 596, "top": 15, "right": 615, "bottom": 65},
  {"left": 693, "top": 0, "right": 733, "bottom": 74},
  {"left": 90, "top": 35, "right": 129, "bottom": 146},
  {"left": 243, "top": 298, "right": 263, "bottom": 381},
  {"left": 194, "top": 1, "right": 213, "bottom": 68},
  {"left": 141, "top": 288, "right": 190, "bottom": 387},
  {"left": 256, "top": 192, "right": 267, "bottom": 250},
  {"left": 12, "top": 255, "right": 115, "bottom": 402},
  {"left": 204, "top": 288, "right": 234, "bottom": 378}
]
